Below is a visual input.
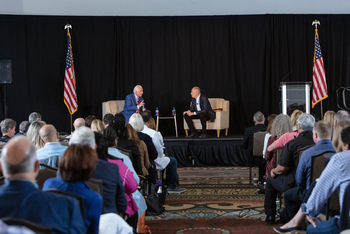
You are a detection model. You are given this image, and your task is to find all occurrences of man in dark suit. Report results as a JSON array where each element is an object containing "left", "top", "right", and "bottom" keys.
[
  {"left": 0, "top": 136, "right": 85, "bottom": 233},
  {"left": 184, "top": 86, "right": 216, "bottom": 138},
  {"left": 122, "top": 85, "right": 145, "bottom": 122}
]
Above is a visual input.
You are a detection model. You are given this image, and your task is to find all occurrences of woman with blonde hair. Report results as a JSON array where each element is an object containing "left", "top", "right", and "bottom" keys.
[
  {"left": 324, "top": 110, "right": 335, "bottom": 129},
  {"left": 332, "top": 121, "right": 350, "bottom": 152},
  {"left": 291, "top": 110, "right": 303, "bottom": 131},
  {"left": 127, "top": 123, "right": 151, "bottom": 176},
  {"left": 91, "top": 119, "right": 105, "bottom": 132},
  {"left": 26, "top": 121, "right": 45, "bottom": 149},
  {"left": 265, "top": 114, "right": 293, "bottom": 179}
]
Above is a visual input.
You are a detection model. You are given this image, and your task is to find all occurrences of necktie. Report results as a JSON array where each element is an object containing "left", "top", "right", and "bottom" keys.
[{"left": 137, "top": 97, "right": 140, "bottom": 113}]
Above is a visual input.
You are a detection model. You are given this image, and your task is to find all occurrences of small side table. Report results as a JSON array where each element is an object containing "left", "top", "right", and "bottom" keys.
[{"left": 156, "top": 115, "right": 178, "bottom": 137}]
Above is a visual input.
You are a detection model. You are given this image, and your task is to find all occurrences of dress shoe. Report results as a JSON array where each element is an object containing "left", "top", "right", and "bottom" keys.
[
  {"left": 265, "top": 215, "right": 276, "bottom": 224},
  {"left": 186, "top": 133, "right": 198, "bottom": 138},
  {"left": 273, "top": 226, "right": 302, "bottom": 233},
  {"left": 199, "top": 134, "right": 207, "bottom": 139}
]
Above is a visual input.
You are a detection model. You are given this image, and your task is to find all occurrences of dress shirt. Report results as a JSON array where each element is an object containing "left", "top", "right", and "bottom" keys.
[
  {"left": 295, "top": 139, "right": 335, "bottom": 190},
  {"left": 301, "top": 150, "right": 350, "bottom": 219},
  {"left": 195, "top": 95, "right": 201, "bottom": 114}
]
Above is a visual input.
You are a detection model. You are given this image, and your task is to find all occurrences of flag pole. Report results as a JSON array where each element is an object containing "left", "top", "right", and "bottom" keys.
[
  {"left": 64, "top": 23, "right": 74, "bottom": 133},
  {"left": 312, "top": 20, "right": 324, "bottom": 119}
]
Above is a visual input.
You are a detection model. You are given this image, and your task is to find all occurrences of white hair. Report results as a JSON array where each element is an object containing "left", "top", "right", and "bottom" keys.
[
  {"left": 297, "top": 113, "right": 315, "bottom": 132},
  {"left": 129, "top": 113, "right": 144, "bottom": 132},
  {"left": 133, "top": 85, "right": 142, "bottom": 93},
  {"left": 69, "top": 126, "right": 96, "bottom": 149}
]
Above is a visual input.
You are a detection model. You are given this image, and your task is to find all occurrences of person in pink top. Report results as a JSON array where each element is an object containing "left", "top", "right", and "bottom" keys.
[{"left": 267, "top": 131, "right": 299, "bottom": 152}]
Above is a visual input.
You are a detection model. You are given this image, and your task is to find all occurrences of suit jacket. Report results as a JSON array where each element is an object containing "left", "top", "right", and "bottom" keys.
[
  {"left": 190, "top": 95, "right": 216, "bottom": 122},
  {"left": 121, "top": 93, "right": 145, "bottom": 122},
  {"left": 92, "top": 159, "right": 127, "bottom": 214},
  {"left": 0, "top": 180, "right": 85, "bottom": 234}
]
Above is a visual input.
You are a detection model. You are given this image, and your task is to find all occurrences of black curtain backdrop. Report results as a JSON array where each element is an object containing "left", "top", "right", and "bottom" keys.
[{"left": 0, "top": 14, "right": 349, "bottom": 135}]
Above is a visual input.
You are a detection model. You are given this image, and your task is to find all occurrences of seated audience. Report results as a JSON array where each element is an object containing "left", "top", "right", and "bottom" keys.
[
  {"left": 291, "top": 110, "right": 303, "bottom": 131},
  {"left": 283, "top": 120, "right": 335, "bottom": 222},
  {"left": 15, "top": 120, "right": 30, "bottom": 136},
  {"left": 103, "top": 113, "right": 114, "bottom": 128},
  {"left": 0, "top": 118, "right": 16, "bottom": 143},
  {"left": 43, "top": 144, "right": 102, "bottom": 234},
  {"left": 69, "top": 126, "right": 127, "bottom": 215},
  {"left": 140, "top": 110, "right": 186, "bottom": 193},
  {"left": 110, "top": 113, "right": 142, "bottom": 175},
  {"left": 95, "top": 132, "right": 139, "bottom": 232},
  {"left": 265, "top": 114, "right": 293, "bottom": 180},
  {"left": 265, "top": 113, "right": 315, "bottom": 224},
  {"left": 274, "top": 126, "right": 350, "bottom": 233},
  {"left": 85, "top": 115, "right": 97, "bottom": 128},
  {"left": 28, "top": 112, "right": 42, "bottom": 124},
  {"left": 36, "top": 124, "right": 68, "bottom": 167},
  {"left": 0, "top": 136, "right": 85, "bottom": 233},
  {"left": 91, "top": 119, "right": 105, "bottom": 132},
  {"left": 127, "top": 123, "right": 151, "bottom": 176},
  {"left": 242, "top": 111, "right": 267, "bottom": 181},
  {"left": 26, "top": 121, "right": 45, "bottom": 149}
]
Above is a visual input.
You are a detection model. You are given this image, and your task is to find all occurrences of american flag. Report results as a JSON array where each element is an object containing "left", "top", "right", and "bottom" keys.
[
  {"left": 312, "top": 31, "right": 328, "bottom": 108},
  {"left": 64, "top": 30, "right": 78, "bottom": 114}
]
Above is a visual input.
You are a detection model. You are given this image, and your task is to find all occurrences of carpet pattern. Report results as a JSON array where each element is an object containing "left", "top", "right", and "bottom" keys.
[{"left": 145, "top": 167, "right": 276, "bottom": 233}]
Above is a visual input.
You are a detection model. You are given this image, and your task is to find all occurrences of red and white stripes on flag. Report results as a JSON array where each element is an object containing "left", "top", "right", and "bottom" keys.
[
  {"left": 312, "top": 29, "right": 328, "bottom": 108},
  {"left": 64, "top": 31, "right": 78, "bottom": 115}
]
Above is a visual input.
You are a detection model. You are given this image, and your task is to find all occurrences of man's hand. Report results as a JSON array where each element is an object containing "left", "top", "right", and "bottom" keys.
[
  {"left": 306, "top": 215, "right": 320, "bottom": 228},
  {"left": 138, "top": 100, "right": 145, "bottom": 108},
  {"left": 186, "top": 110, "right": 194, "bottom": 116},
  {"left": 270, "top": 169, "right": 276, "bottom": 178}
]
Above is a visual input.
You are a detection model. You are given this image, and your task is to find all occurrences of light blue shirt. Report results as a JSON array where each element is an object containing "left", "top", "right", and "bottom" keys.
[{"left": 36, "top": 142, "right": 68, "bottom": 168}]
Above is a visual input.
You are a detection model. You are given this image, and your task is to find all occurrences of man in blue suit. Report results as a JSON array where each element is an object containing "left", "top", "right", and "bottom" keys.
[
  {"left": 184, "top": 86, "right": 216, "bottom": 138},
  {"left": 122, "top": 85, "right": 145, "bottom": 122},
  {"left": 0, "top": 136, "right": 85, "bottom": 233}
]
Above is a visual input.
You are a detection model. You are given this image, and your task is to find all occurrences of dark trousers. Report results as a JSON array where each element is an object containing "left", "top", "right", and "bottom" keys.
[
  {"left": 264, "top": 176, "right": 291, "bottom": 216},
  {"left": 166, "top": 157, "right": 178, "bottom": 189},
  {"left": 284, "top": 186, "right": 307, "bottom": 222},
  {"left": 184, "top": 112, "right": 210, "bottom": 134}
]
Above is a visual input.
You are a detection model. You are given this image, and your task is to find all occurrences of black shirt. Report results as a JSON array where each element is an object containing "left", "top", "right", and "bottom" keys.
[{"left": 0, "top": 135, "right": 11, "bottom": 143}]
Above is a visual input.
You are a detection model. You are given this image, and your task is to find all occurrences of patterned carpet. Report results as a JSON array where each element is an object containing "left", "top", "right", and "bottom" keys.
[{"left": 145, "top": 167, "right": 276, "bottom": 234}]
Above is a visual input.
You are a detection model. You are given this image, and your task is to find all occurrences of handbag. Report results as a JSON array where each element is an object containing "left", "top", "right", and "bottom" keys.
[{"left": 145, "top": 194, "right": 165, "bottom": 216}]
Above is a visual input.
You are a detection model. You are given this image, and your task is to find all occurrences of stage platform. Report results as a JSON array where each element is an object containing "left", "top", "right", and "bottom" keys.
[{"left": 163, "top": 136, "right": 249, "bottom": 167}]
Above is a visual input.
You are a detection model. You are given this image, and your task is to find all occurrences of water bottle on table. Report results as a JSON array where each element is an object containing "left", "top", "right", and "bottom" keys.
[
  {"left": 172, "top": 107, "right": 176, "bottom": 116},
  {"left": 155, "top": 107, "right": 159, "bottom": 116}
]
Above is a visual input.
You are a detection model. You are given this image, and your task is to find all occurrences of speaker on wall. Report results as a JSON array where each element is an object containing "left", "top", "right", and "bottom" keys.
[{"left": 0, "top": 60, "right": 12, "bottom": 84}]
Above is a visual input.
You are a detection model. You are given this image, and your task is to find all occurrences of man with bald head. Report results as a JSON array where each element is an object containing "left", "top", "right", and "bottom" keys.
[
  {"left": 36, "top": 124, "right": 68, "bottom": 167},
  {"left": 73, "top": 117, "right": 85, "bottom": 130},
  {"left": 0, "top": 136, "right": 85, "bottom": 233}
]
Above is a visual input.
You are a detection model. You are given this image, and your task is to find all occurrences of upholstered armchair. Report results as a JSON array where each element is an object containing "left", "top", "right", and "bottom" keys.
[
  {"left": 102, "top": 100, "right": 125, "bottom": 117},
  {"left": 183, "top": 98, "right": 230, "bottom": 137}
]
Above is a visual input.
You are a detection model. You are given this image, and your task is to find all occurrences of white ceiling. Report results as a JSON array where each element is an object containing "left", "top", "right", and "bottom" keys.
[{"left": 1, "top": 0, "right": 350, "bottom": 16}]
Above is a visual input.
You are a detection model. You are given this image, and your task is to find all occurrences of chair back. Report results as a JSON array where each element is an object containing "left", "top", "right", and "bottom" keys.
[
  {"left": 276, "top": 149, "right": 283, "bottom": 165},
  {"left": 1, "top": 217, "right": 52, "bottom": 234},
  {"left": 327, "top": 190, "right": 340, "bottom": 220},
  {"left": 102, "top": 100, "right": 125, "bottom": 117},
  {"left": 87, "top": 178, "right": 103, "bottom": 198},
  {"left": 36, "top": 164, "right": 58, "bottom": 189},
  {"left": 340, "top": 183, "right": 350, "bottom": 231},
  {"left": 297, "top": 144, "right": 314, "bottom": 164},
  {"left": 252, "top": 131, "right": 267, "bottom": 157},
  {"left": 0, "top": 176, "right": 4, "bottom": 186},
  {"left": 310, "top": 151, "right": 335, "bottom": 185},
  {"left": 45, "top": 189, "right": 85, "bottom": 219}
]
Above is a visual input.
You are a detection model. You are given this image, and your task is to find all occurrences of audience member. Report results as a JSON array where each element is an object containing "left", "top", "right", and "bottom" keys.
[
  {"left": 127, "top": 123, "right": 151, "bottom": 176},
  {"left": 274, "top": 126, "right": 350, "bottom": 233},
  {"left": 15, "top": 121, "right": 30, "bottom": 136},
  {"left": 110, "top": 113, "right": 142, "bottom": 175},
  {"left": 0, "top": 118, "right": 16, "bottom": 143},
  {"left": 69, "top": 126, "right": 127, "bottom": 215},
  {"left": 291, "top": 110, "right": 303, "bottom": 131},
  {"left": 264, "top": 113, "right": 315, "bottom": 224},
  {"left": 184, "top": 86, "right": 216, "bottom": 138},
  {"left": 85, "top": 115, "right": 97, "bottom": 128},
  {"left": 265, "top": 114, "right": 293, "bottom": 180},
  {"left": 262, "top": 114, "right": 277, "bottom": 159},
  {"left": 91, "top": 119, "right": 105, "bottom": 132},
  {"left": 121, "top": 85, "right": 145, "bottom": 122},
  {"left": 0, "top": 136, "right": 85, "bottom": 233},
  {"left": 332, "top": 121, "right": 350, "bottom": 152},
  {"left": 26, "top": 121, "right": 45, "bottom": 149},
  {"left": 323, "top": 110, "right": 335, "bottom": 129},
  {"left": 43, "top": 144, "right": 102, "bottom": 234},
  {"left": 334, "top": 110, "right": 350, "bottom": 126},
  {"left": 103, "top": 113, "right": 114, "bottom": 127},
  {"left": 140, "top": 110, "right": 186, "bottom": 193},
  {"left": 242, "top": 111, "right": 267, "bottom": 181},
  {"left": 95, "top": 132, "right": 138, "bottom": 232},
  {"left": 36, "top": 124, "right": 68, "bottom": 167},
  {"left": 73, "top": 117, "right": 85, "bottom": 130},
  {"left": 28, "top": 112, "right": 42, "bottom": 124},
  {"left": 283, "top": 121, "right": 335, "bottom": 222}
]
